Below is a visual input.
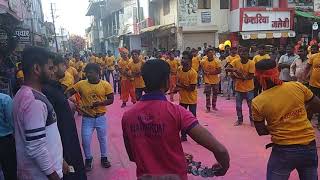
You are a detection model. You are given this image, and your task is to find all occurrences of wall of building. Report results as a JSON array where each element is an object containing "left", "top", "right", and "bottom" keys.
[{"left": 157, "top": 0, "right": 178, "bottom": 26}]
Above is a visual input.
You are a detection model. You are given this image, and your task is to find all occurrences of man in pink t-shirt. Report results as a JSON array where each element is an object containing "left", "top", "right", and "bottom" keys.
[{"left": 122, "top": 59, "right": 230, "bottom": 180}]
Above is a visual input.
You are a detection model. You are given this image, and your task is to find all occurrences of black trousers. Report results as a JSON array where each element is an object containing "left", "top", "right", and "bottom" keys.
[
  {"left": 180, "top": 103, "right": 197, "bottom": 138},
  {"left": 0, "top": 134, "right": 17, "bottom": 180}
]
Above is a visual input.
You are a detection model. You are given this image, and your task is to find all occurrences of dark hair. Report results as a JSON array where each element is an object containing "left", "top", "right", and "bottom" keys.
[
  {"left": 22, "top": 46, "right": 51, "bottom": 76},
  {"left": 257, "top": 45, "right": 265, "bottom": 49},
  {"left": 255, "top": 59, "right": 277, "bottom": 70},
  {"left": 142, "top": 59, "right": 170, "bottom": 92},
  {"left": 182, "top": 51, "right": 193, "bottom": 61},
  {"left": 230, "top": 47, "right": 238, "bottom": 51},
  {"left": 51, "top": 53, "right": 64, "bottom": 65},
  {"left": 131, "top": 49, "right": 140, "bottom": 55},
  {"left": 84, "top": 63, "right": 100, "bottom": 73}
]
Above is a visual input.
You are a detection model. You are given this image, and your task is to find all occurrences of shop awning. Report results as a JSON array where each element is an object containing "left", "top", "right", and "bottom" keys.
[
  {"left": 295, "top": 10, "right": 320, "bottom": 19},
  {"left": 240, "top": 30, "right": 296, "bottom": 40},
  {"left": 140, "top": 23, "right": 175, "bottom": 33}
]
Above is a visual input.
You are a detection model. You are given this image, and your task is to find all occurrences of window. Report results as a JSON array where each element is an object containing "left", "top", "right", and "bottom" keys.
[
  {"left": 220, "top": 0, "right": 229, "bottom": 9},
  {"left": 246, "top": 0, "right": 272, "bottom": 7},
  {"left": 163, "top": 0, "right": 170, "bottom": 15},
  {"left": 198, "top": 0, "right": 211, "bottom": 9}
]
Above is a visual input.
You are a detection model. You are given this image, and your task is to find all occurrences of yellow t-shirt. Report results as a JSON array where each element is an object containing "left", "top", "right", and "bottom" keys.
[
  {"left": 167, "top": 59, "right": 180, "bottom": 74},
  {"left": 192, "top": 56, "right": 201, "bottom": 72},
  {"left": 16, "top": 70, "right": 24, "bottom": 79},
  {"left": 90, "top": 56, "right": 96, "bottom": 63},
  {"left": 75, "top": 61, "right": 84, "bottom": 72},
  {"left": 73, "top": 80, "right": 113, "bottom": 116},
  {"left": 69, "top": 59, "right": 76, "bottom": 68},
  {"left": 308, "top": 53, "right": 320, "bottom": 88},
  {"left": 177, "top": 68, "right": 198, "bottom": 104},
  {"left": 252, "top": 82, "right": 315, "bottom": 145},
  {"left": 128, "top": 60, "right": 145, "bottom": 89},
  {"left": 105, "top": 56, "right": 116, "bottom": 71},
  {"left": 118, "top": 58, "right": 131, "bottom": 80},
  {"left": 226, "top": 55, "right": 241, "bottom": 64},
  {"left": 59, "top": 71, "right": 74, "bottom": 90},
  {"left": 230, "top": 59, "right": 255, "bottom": 92},
  {"left": 253, "top": 54, "right": 271, "bottom": 63},
  {"left": 66, "top": 66, "right": 78, "bottom": 79},
  {"left": 201, "top": 57, "right": 221, "bottom": 84}
]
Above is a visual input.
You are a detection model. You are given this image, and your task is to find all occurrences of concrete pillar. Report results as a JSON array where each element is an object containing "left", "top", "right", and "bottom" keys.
[
  {"left": 214, "top": 32, "right": 219, "bottom": 47},
  {"left": 176, "top": 27, "right": 183, "bottom": 51}
]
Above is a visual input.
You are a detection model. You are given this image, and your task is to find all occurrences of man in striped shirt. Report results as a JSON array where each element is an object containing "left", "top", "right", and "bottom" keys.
[{"left": 13, "top": 47, "right": 64, "bottom": 180}]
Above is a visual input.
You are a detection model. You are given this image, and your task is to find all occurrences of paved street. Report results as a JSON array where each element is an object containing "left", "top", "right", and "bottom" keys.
[{"left": 75, "top": 89, "right": 320, "bottom": 180}]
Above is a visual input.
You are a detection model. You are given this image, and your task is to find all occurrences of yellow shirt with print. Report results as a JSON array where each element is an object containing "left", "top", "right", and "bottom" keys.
[
  {"left": 59, "top": 71, "right": 74, "bottom": 90},
  {"left": 230, "top": 59, "right": 255, "bottom": 92},
  {"left": 192, "top": 56, "right": 201, "bottom": 72},
  {"left": 75, "top": 61, "right": 84, "bottom": 72},
  {"left": 105, "top": 56, "right": 116, "bottom": 71},
  {"left": 167, "top": 59, "right": 180, "bottom": 74},
  {"left": 226, "top": 55, "right": 241, "bottom": 64},
  {"left": 253, "top": 54, "right": 271, "bottom": 63},
  {"left": 73, "top": 80, "right": 113, "bottom": 116},
  {"left": 308, "top": 52, "right": 320, "bottom": 88},
  {"left": 252, "top": 82, "right": 315, "bottom": 145},
  {"left": 201, "top": 57, "right": 221, "bottom": 85},
  {"left": 177, "top": 68, "right": 198, "bottom": 104},
  {"left": 118, "top": 58, "right": 131, "bottom": 80},
  {"left": 128, "top": 60, "right": 145, "bottom": 89}
]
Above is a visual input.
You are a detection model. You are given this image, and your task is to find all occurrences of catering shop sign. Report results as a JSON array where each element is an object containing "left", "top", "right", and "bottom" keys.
[{"left": 241, "top": 11, "right": 291, "bottom": 32}]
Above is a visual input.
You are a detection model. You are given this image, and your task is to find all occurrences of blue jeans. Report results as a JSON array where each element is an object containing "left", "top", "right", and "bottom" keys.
[
  {"left": 267, "top": 142, "right": 318, "bottom": 180},
  {"left": 235, "top": 91, "right": 254, "bottom": 122},
  {"left": 82, "top": 116, "right": 108, "bottom": 159}
]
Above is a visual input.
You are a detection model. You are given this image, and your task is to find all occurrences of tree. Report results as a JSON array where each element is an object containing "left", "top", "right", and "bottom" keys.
[{"left": 69, "top": 35, "right": 86, "bottom": 53}]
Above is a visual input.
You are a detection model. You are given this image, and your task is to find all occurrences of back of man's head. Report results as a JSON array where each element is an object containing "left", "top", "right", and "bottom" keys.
[
  {"left": 22, "top": 46, "right": 50, "bottom": 76},
  {"left": 142, "top": 60, "right": 170, "bottom": 92}
]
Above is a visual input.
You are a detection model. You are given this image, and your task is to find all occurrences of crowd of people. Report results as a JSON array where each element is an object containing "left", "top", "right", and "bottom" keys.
[{"left": 0, "top": 41, "right": 319, "bottom": 180}]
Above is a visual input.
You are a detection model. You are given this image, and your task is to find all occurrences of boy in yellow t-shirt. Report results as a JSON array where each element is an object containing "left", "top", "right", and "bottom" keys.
[
  {"left": 167, "top": 51, "right": 180, "bottom": 102},
  {"left": 104, "top": 50, "right": 116, "bottom": 82},
  {"left": 118, "top": 48, "right": 136, "bottom": 107},
  {"left": 66, "top": 63, "right": 114, "bottom": 171},
  {"left": 226, "top": 47, "right": 255, "bottom": 126},
  {"left": 253, "top": 45, "right": 271, "bottom": 97},
  {"left": 305, "top": 49, "right": 320, "bottom": 127},
  {"left": 128, "top": 50, "right": 145, "bottom": 101},
  {"left": 175, "top": 51, "right": 198, "bottom": 141},
  {"left": 252, "top": 59, "right": 320, "bottom": 180},
  {"left": 200, "top": 48, "right": 222, "bottom": 112}
]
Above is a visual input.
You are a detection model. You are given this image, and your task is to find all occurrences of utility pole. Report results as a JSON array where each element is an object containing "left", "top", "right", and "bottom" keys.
[
  {"left": 137, "top": 0, "right": 141, "bottom": 23},
  {"left": 51, "top": 3, "right": 59, "bottom": 52}
]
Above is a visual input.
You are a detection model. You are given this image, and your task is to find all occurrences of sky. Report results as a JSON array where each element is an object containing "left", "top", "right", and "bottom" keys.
[{"left": 41, "top": 0, "right": 90, "bottom": 36}]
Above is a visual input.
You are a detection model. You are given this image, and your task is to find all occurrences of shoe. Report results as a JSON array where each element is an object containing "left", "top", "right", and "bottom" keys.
[
  {"left": 234, "top": 121, "right": 243, "bottom": 126},
  {"left": 206, "top": 108, "right": 211, "bottom": 113},
  {"left": 212, "top": 107, "right": 218, "bottom": 111},
  {"left": 101, "top": 157, "right": 111, "bottom": 168},
  {"left": 181, "top": 136, "right": 187, "bottom": 142},
  {"left": 226, "top": 96, "right": 231, "bottom": 100},
  {"left": 133, "top": 101, "right": 136, "bottom": 104},
  {"left": 121, "top": 103, "right": 126, "bottom": 108},
  {"left": 85, "top": 158, "right": 93, "bottom": 172}
]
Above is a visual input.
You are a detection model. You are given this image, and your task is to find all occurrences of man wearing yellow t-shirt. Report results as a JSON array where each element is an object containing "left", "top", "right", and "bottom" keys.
[
  {"left": 104, "top": 50, "right": 116, "bottom": 83},
  {"left": 305, "top": 50, "right": 320, "bottom": 127},
  {"left": 191, "top": 49, "right": 201, "bottom": 87},
  {"left": 176, "top": 51, "right": 198, "bottom": 141},
  {"left": 223, "top": 47, "right": 240, "bottom": 100},
  {"left": 66, "top": 63, "right": 114, "bottom": 171},
  {"left": 118, "top": 48, "right": 136, "bottom": 107},
  {"left": 201, "top": 48, "right": 222, "bottom": 112},
  {"left": 226, "top": 47, "right": 255, "bottom": 126},
  {"left": 167, "top": 51, "right": 180, "bottom": 102},
  {"left": 253, "top": 45, "right": 271, "bottom": 97},
  {"left": 252, "top": 59, "right": 320, "bottom": 180},
  {"left": 128, "top": 50, "right": 145, "bottom": 101},
  {"left": 66, "top": 63, "right": 79, "bottom": 83}
]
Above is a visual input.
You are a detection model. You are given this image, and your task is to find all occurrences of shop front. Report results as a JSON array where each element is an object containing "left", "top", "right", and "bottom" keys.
[{"left": 230, "top": 8, "right": 296, "bottom": 47}]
